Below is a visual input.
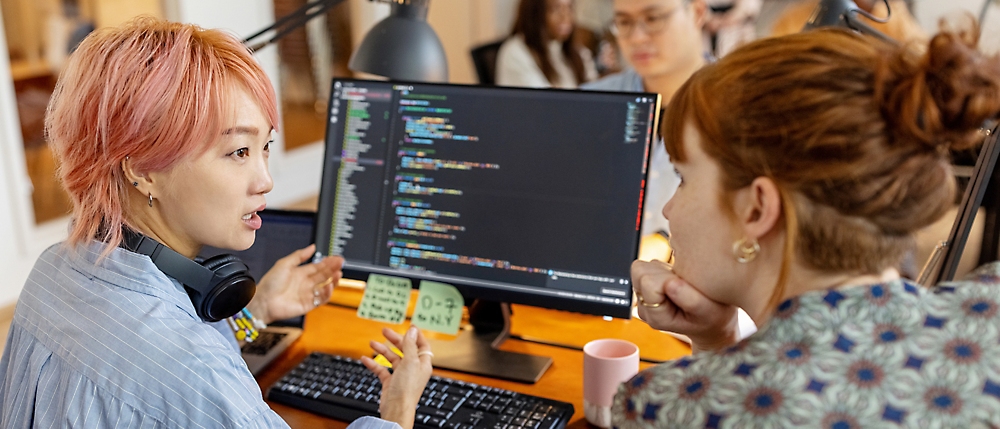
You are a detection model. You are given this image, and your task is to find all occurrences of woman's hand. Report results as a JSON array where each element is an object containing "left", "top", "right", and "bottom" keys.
[
  {"left": 248, "top": 244, "right": 344, "bottom": 324},
  {"left": 361, "top": 327, "right": 433, "bottom": 429},
  {"left": 631, "top": 259, "right": 740, "bottom": 352}
]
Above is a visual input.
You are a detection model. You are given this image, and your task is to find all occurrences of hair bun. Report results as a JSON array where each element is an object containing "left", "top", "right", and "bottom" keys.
[{"left": 878, "top": 27, "right": 1000, "bottom": 153}]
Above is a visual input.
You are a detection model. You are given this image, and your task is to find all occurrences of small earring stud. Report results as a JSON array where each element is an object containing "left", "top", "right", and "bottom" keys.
[{"left": 132, "top": 181, "right": 138, "bottom": 187}]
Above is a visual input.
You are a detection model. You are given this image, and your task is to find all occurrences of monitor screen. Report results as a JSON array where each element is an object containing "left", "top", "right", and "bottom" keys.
[{"left": 315, "top": 79, "right": 660, "bottom": 319}]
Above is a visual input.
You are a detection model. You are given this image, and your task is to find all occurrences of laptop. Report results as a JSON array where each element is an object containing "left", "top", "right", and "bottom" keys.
[{"left": 199, "top": 208, "right": 316, "bottom": 375}]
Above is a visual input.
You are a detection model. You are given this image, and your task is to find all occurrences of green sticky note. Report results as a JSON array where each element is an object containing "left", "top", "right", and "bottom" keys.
[
  {"left": 357, "top": 274, "right": 412, "bottom": 324},
  {"left": 412, "top": 281, "right": 464, "bottom": 335}
]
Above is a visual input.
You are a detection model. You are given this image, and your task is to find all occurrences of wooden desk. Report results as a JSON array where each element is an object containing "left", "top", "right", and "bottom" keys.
[{"left": 256, "top": 287, "right": 691, "bottom": 428}]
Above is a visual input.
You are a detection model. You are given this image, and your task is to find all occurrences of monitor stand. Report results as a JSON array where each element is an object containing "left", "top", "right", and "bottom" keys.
[{"left": 427, "top": 300, "right": 553, "bottom": 384}]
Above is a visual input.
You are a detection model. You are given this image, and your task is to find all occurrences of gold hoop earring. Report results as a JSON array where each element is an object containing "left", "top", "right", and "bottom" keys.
[
  {"left": 148, "top": 193, "right": 153, "bottom": 208},
  {"left": 732, "top": 237, "right": 759, "bottom": 263}
]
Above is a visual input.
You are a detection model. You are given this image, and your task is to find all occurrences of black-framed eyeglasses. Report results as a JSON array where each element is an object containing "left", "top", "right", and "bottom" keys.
[{"left": 609, "top": 3, "right": 687, "bottom": 37}]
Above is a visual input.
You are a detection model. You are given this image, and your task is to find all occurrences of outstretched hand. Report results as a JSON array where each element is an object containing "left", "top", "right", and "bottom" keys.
[
  {"left": 631, "top": 259, "right": 740, "bottom": 352},
  {"left": 361, "top": 327, "right": 433, "bottom": 429},
  {"left": 249, "top": 244, "right": 344, "bottom": 324}
]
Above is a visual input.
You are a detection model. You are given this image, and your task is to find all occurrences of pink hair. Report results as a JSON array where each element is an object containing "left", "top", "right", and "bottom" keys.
[{"left": 46, "top": 16, "right": 279, "bottom": 255}]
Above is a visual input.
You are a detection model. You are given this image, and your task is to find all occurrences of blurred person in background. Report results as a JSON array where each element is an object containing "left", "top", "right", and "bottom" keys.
[{"left": 496, "top": 0, "right": 599, "bottom": 88}]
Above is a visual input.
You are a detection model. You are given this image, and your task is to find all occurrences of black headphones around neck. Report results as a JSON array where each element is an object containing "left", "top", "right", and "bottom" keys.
[{"left": 120, "top": 229, "right": 256, "bottom": 322}]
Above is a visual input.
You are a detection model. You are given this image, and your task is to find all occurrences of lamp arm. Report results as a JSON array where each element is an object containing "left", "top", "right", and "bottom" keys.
[
  {"left": 242, "top": 0, "right": 347, "bottom": 51},
  {"left": 803, "top": 0, "right": 895, "bottom": 44},
  {"left": 844, "top": 9, "right": 896, "bottom": 43}
]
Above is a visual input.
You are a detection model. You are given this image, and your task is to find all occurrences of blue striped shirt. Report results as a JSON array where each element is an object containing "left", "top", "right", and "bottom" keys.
[{"left": 0, "top": 241, "right": 398, "bottom": 429}]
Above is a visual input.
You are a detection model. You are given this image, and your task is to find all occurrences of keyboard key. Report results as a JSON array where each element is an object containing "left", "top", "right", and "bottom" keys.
[
  {"left": 418, "top": 406, "right": 452, "bottom": 419},
  {"left": 315, "top": 392, "right": 379, "bottom": 414}
]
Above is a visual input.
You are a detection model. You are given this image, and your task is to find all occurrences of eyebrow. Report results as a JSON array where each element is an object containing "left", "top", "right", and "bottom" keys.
[
  {"left": 222, "top": 126, "right": 260, "bottom": 136},
  {"left": 615, "top": 5, "right": 669, "bottom": 16}
]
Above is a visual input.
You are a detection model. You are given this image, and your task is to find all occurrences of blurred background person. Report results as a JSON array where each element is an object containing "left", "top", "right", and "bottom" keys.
[
  {"left": 703, "top": 0, "right": 762, "bottom": 56},
  {"left": 496, "top": 0, "right": 599, "bottom": 88},
  {"left": 584, "top": 0, "right": 709, "bottom": 239}
]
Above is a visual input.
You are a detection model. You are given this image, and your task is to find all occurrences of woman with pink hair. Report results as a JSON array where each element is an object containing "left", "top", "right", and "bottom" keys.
[{"left": 0, "top": 17, "right": 431, "bottom": 429}]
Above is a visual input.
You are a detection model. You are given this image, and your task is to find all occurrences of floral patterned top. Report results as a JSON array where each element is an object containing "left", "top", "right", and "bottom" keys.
[{"left": 613, "top": 262, "right": 1000, "bottom": 428}]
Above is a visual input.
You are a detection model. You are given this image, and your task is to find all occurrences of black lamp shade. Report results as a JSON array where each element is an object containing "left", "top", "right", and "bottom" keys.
[
  {"left": 803, "top": 0, "right": 857, "bottom": 30},
  {"left": 349, "top": 3, "right": 449, "bottom": 82}
]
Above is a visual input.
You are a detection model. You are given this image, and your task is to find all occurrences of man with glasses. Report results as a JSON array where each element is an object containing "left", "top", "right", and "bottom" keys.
[{"left": 584, "top": 0, "right": 708, "bottom": 238}]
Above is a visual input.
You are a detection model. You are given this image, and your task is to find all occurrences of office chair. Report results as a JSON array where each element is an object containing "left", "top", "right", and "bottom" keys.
[{"left": 470, "top": 39, "right": 506, "bottom": 85}]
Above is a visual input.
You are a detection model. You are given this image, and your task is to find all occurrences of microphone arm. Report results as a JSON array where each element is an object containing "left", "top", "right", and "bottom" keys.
[
  {"left": 242, "top": 0, "right": 347, "bottom": 51},
  {"left": 803, "top": 0, "right": 896, "bottom": 44}
]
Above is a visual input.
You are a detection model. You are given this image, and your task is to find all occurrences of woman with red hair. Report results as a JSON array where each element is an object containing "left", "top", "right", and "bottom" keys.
[{"left": 621, "top": 26, "right": 1000, "bottom": 426}]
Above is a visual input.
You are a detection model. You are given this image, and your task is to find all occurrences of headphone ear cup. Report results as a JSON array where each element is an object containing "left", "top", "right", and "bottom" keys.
[{"left": 195, "top": 254, "right": 256, "bottom": 322}]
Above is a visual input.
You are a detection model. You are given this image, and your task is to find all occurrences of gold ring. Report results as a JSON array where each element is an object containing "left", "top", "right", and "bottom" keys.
[
  {"left": 636, "top": 293, "right": 663, "bottom": 308},
  {"left": 418, "top": 351, "right": 434, "bottom": 358}
]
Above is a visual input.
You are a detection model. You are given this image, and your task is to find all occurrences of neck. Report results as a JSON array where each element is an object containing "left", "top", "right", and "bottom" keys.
[
  {"left": 642, "top": 57, "right": 705, "bottom": 102},
  {"left": 125, "top": 197, "right": 199, "bottom": 259},
  {"left": 744, "top": 264, "right": 901, "bottom": 327}
]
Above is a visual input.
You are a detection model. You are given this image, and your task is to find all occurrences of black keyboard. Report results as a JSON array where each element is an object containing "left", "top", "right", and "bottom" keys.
[{"left": 268, "top": 352, "right": 575, "bottom": 429}]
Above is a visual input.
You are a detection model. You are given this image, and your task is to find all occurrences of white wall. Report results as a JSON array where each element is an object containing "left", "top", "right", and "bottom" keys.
[{"left": 0, "top": 3, "right": 62, "bottom": 308}]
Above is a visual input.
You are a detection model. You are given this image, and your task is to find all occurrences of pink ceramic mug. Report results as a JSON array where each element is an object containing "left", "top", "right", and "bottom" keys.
[{"left": 583, "top": 339, "right": 640, "bottom": 428}]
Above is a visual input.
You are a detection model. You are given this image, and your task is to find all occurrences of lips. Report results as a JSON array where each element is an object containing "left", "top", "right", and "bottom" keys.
[
  {"left": 631, "top": 52, "right": 656, "bottom": 64},
  {"left": 242, "top": 204, "right": 266, "bottom": 230}
]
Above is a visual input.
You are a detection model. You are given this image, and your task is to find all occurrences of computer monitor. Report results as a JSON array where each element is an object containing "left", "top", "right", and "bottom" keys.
[
  {"left": 315, "top": 78, "right": 660, "bottom": 382},
  {"left": 921, "top": 123, "right": 1000, "bottom": 285}
]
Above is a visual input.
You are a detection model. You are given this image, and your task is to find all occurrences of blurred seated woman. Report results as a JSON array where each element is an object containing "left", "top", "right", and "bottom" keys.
[
  {"left": 0, "top": 17, "right": 431, "bottom": 428},
  {"left": 496, "top": 0, "right": 598, "bottom": 88},
  {"left": 622, "top": 27, "right": 1000, "bottom": 426}
]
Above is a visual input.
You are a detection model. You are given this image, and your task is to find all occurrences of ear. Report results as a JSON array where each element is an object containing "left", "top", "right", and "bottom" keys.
[
  {"left": 689, "top": 0, "right": 709, "bottom": 29},
  {"left": 121, "top": 157, "right": 152, "bottom": 193},
  {"left": 734, "top": 176, "right": 782, "bottom": 240}
]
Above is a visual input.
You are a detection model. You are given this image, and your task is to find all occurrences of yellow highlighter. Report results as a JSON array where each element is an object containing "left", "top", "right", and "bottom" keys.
[{"left": 372, "top": 345, "right": 403, "bottom": 368}]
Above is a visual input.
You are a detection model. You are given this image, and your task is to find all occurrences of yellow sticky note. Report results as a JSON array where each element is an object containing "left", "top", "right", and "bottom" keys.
[
  {"left": 412, "top": 281, "right": 464, "bottom": 335},
  {"left": 357, "top": 274, "right": 412, "bottom": 324}
]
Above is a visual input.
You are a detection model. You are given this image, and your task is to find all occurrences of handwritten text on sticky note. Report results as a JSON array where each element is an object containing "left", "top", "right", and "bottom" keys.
[
  {"left": 357, "top": 274, "right": 412, "bottom": 324},
  {"left": 412, "top": 281, "right": 464, "bottom": 335}
]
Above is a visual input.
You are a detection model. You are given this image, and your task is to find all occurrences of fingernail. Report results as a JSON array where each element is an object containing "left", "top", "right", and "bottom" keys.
[{"left": 407, "top": 327, "right": 418, "bottom": 339}]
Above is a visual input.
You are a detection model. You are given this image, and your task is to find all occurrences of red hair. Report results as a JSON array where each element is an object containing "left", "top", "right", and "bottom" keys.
[
  {"left": 46, "top": 16, "right": 279, "bottom": 255},
  {"left": 662, "top": 28, "right": 1000, "bottom": 308}
]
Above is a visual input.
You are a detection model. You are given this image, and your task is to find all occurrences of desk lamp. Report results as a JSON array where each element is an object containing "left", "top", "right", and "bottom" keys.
[
  {"left": 350, "top": 0, "right": 448, "bottom": 82},
  {"left": 802, "top": 0, "right": 894, "bottom": 42},
  {"left": 243, "top": 0, "right": 448, "bottom": 82}
]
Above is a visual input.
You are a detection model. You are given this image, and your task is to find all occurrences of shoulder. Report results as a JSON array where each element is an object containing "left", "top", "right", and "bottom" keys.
[
  {"left": 0, "top": 320, "right": 275, "bottom": 428},
  {"left": 13, "top": 243, "right": 270, "bottom": 426},
  {"left": 497, "top": 35, "right": 531, "bottom": 60},
  {"left": 613, "top": 278, "right": 1000, "bottom": 427},
  {"left": 581, "top": 69, "right": 642, "bottom": 92},
  {"left": 611, "top": 341, "right": 766, "bottom": 427}
]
